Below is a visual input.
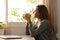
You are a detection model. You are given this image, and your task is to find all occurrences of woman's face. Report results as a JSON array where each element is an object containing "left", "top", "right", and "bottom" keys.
[{"left": 33, "top": 8, "right": 40, "bottom": 18}]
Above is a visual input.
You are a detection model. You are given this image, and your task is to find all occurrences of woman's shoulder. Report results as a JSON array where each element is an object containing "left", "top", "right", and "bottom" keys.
[
  {"left": 41, "top": 20, "right": 50, "bottom": 27},
  {"left": 41, "top": 19, "right": 49, "bottom": 23}
]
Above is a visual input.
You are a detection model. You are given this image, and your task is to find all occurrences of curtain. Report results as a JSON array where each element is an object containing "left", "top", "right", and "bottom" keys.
[{"left": 43, "top": 0, "right": 58, "bottom": 34}]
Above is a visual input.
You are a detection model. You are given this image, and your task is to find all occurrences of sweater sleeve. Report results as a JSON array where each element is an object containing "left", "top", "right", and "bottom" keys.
[
  {"left": 28, "top": 20, "right": 49, "bottom": 37},
  {"left": 26, "top": 23, "right": 30, "bottom": 35}
]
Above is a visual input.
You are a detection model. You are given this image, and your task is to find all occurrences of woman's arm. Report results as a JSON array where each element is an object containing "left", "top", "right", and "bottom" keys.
[
  {"left": 26, "top": 23, "right": 30, "bottom": 35},
  {"left": 26, "top": 22, "right": 37, "bottom": 35},
  {"left": 28, "top": 20, "right": 49, "bottom": 36}
]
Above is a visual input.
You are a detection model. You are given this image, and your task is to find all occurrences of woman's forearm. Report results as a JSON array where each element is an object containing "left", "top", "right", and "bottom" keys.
[{"left": 28, "top": 22, "right": 39, "bottom": 36}]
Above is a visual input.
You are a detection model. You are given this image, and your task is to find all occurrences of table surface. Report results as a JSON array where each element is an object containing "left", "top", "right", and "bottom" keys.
[{"left": 0, "top": 35, "right": 35, "bottom": 40}]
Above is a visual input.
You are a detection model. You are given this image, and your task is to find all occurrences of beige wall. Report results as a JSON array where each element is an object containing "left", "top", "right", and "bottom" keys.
[{"left": 5, "top": 22, "right": 26, "bottom": 35}]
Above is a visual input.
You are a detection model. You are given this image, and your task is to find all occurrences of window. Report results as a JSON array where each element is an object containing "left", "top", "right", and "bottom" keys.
[
  {"left": 0, "top": 0, "right": 5, "bottom": 22},
  {"left": 0, "top": 0, "right": 43, "bottom": 22},
  {"left": 8, "top": 0, "right": 43, "bottom": 22}
]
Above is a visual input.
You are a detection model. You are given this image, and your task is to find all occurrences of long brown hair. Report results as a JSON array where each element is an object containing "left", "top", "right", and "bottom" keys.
[
  {"left": 36, "top": 5, "right": 49, "bottom": 20},
  {"left": 36, "top": 5, "right": 56, "bottom": 34}
]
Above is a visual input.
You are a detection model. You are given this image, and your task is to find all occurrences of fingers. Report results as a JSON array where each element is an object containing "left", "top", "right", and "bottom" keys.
[{"left": 23, "top": 13, "right": 31, "bottom": 21}]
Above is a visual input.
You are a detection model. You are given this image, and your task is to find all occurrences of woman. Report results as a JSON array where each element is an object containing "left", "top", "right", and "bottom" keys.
[{"left": 23, "top": 5, "right": 58, "bottom": 40}]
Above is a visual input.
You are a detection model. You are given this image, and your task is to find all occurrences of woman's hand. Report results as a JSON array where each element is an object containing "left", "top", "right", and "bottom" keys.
[{"left": 23, "top": 13, "right": 31, "bottom": 22}]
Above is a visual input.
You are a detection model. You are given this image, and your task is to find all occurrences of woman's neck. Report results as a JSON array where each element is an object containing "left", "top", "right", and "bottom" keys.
[
  {"left": 35, "top": 18, "right": 42, "bottom": 24},
  {"left": 35, "top": 18, "right": 42, "bottom": 27},
  {"left": 37, "top": 19, "right": 42, "bottom": 23}
]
